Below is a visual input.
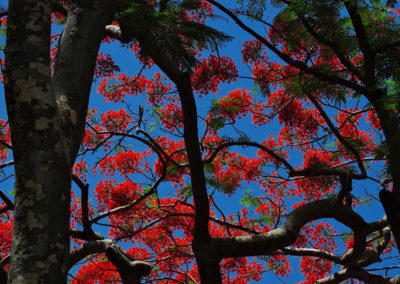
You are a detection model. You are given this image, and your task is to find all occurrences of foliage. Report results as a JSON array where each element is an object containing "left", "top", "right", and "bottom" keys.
[{"left": 1, "top": 0, "right": 400, "bottom": 283}]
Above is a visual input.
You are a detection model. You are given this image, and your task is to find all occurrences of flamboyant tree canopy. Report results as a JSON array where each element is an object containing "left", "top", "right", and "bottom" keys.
[{"left": 1, "top": 0, "right": 400, "bottom": 283}]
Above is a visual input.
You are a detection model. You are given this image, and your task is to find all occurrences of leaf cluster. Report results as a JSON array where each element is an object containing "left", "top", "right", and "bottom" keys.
[{"left": 117, "top": 0, "right": 232, "bottom": 69}]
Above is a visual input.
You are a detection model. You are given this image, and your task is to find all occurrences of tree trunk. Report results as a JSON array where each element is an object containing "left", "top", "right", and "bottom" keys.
[{"left": 4, "top": 1, "right": 114, "bottom": 282}]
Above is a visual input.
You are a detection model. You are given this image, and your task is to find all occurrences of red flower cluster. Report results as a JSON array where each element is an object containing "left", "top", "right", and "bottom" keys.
[
  {"left": 99, "top": 149, "right": 149, "bottom": 177},
  {"left": 94, "top": 53, "right": 119, "bottom": 79},
  {"left": 192, "top": 54, "right": 238, "bottom": 95},
  {"left": 101, "top": 109, "right": 132, "bottom": 132}
]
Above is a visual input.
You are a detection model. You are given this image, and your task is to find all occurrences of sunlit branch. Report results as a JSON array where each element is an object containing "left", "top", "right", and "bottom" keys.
[
  {"left": 214, "top": 198, "right": 387, "bottom": 262},
  {"left": 105, "top": 25, "right": 127, "bottom": 42},
  {"left": 0, "top": 160, "right": 13, "bottom": 171},
  {"left": 275, "top": 247, "right": 342, "bottom": 264},
  {"left": 316, "top": 267, "right": 399, "bottom": 284},
  {"left": 68, "top": 239, "right": 151, "bottom": 283},
  {"left": 376, "top": 227, "right": 392, "bottom": 255},
  {"left": 1, "top": 255, "right": 9, "bottom": 267}
]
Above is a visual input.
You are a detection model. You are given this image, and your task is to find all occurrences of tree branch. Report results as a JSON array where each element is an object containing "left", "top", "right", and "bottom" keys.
[
  {"left": 205, "top": 140, "right": 366, "bottom": 180},
  {"left": 71, "top": 174, "right": 90, "bottom": 231},
  {"left": 306, "top": 94, "right": 366, "bottom": 178},
  {"left": 276, "top": 247, "right": 342, "bottom": 264},
  {"left": 344, "top": 1, "right": 376, "bottom": 87},
  {"left": 0, "top": 189, "right": 13, "bottom": 214},
  {"left": 214, "top": 198, "right": 386, "bottom": 260},
  {"left": 316, "top": 268, "right": 399, "bottom": 284},
  {"left": 205, "top": 141, "right": 294, "bottom": 172},
  {"left": 90, "top": 172, "right": 165, "bottom": 224},
  {"left": 69, "top": 239, "right": 151, "bottom": 283},
  {"left": 298, "top": 15, "right": 363, "bottom": 80},
  {"left": 205, "top": 0, "right": 367, "bottom": 95}
]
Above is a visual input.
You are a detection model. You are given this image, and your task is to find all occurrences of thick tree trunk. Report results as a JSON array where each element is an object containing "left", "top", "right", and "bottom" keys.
[
  {"left": 4, "top": 1, "right": 71, "bottom": 282},
  {"left": 371, "top": 95, "right": 400, "bottom": 252},
  {"left": 4, "top": 1, "right": 114, "bottom": 282}
]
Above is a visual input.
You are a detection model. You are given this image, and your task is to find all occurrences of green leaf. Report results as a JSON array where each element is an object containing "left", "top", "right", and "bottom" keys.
[
  {"left": 250, "top": 197, "right": 261, "bottom": 208},
  {"left": 167, "top": 164, "right": 179, "bottom": 175},
  {"left": 8, "top": 190, "right": 14, "bottom": 195},
  {"left": 340, "top": 232, "right": 353, "bottom": 242},
  {"left": 183, "top": 184, "right": 193, "bottom": 197},
  {"left": 114, "top": 145, "right": 124, "bottom": 153},
  {"left": 208, "top": 117, "right": 226, "bottom": 131},
  {"left": 325, "top": 142, "right": 337, "bottom": 147},
  {"left": 240, "top": 190, "right": 261, "bottom": 208},
  {"left": 252, "top": 86, "right": 260, "bottom": 95},
  {"left": 203, "top": 162, "right": 215, "bottom": 173},
  {"left": 148, "top": 124, "right": 156, "bottom": 133},
  {"left": 259, "top": 215, "right": 274, "bottom": 225},
  {"left": 240, "top": 196, "right": 252, "bottom": 207},
  {"left": 143, "top": 187, "right": 152, "bottom": 192}
]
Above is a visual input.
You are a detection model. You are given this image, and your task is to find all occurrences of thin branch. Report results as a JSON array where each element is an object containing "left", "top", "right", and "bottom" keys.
[
  {"left": 0, "top": 140, "right": 12, "bottom": 150},
  {"left": 0, "top": 160, "right": 14, "bottom": 170},
  {"left": 205, "top": 0, "right": 367, "bottom": 95},
  {"left": 90, "top": 172, "right": 165, "bottom": 224},
  {"left": 71, "top": 174, "right": 90, "bottom": 231},
  {"left": 0, "top": 189, "right": 13, "bottom": 213},
  {"left": 204, "top": 141, "right": 294, "bottom": 171},
  {"left": 298, "top": 15, "right": 363, "bottom": 80},
  {"left": 307, "top": 94, "right": 367, "bottom": 178},
  {"left": 344, "top": 1, "right": 376, "bottom": 87}
]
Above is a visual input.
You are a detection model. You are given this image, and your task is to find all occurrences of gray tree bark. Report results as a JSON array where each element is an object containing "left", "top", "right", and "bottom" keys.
[{"left": 4, "top": 1, "right": 114, "bottom": 282}]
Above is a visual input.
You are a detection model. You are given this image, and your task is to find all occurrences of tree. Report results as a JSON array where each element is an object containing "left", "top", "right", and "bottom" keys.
[{"left": 1, "top": 0, "right": 400, "bottom": 283}]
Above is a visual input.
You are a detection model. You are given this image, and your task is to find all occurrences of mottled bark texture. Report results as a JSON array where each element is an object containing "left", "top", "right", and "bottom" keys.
[{"left": 4, "top": 1, "right": 114, "bottom": 282}]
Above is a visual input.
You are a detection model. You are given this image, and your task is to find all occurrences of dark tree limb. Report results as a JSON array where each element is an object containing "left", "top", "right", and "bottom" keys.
[
  {"left": 316, "top": 268, "right": 400, "bottom": 284},
  {"left": 71, "top": 174, "right": 90, "bottom": 232},
  {"left": 205, "top": 0, "right": 367, "bottom": 95},
  {"left": 0, "top": 189, "right": 13, "bottom": 214},
  {"left": 344, "top": 0, "right": 376, "bottom": 87},
  {"left": 213, "top": 198, "right": 386, "bottom": 261},
  {"left": 0, "top": 263, "right": 7, "bottom": 284},
  {"left": 298, "top": 15, "right": 363, "bottom": 80},
  {"left": 306, "top": 94, "right": 366, "bottom": 178},
  {"left": 69, "top": 239, "right": 151, "bottom": 284}
]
